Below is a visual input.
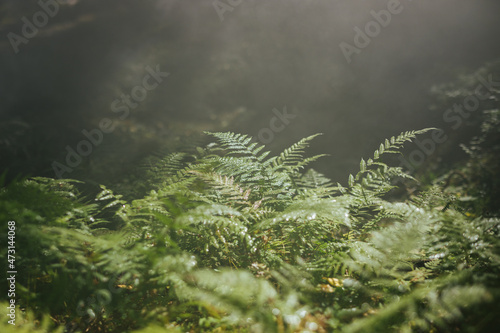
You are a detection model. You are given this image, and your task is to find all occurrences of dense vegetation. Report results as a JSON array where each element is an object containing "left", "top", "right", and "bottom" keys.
[
  {"left": 2, "top": 1, "right": 499, "bottom": 330},
  {"left": 2, "top": 109, "right": 500, "bottom": 332}
]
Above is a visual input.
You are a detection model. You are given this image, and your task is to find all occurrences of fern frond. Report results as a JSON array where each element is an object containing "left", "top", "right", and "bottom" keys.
[
  {"left": 147, "top": 152, "right": 187, "bottom": 176},
  {"left": 346, "top": 129, "right": 434, "bottom": 195},
  {"left": 297, "top": 168, "right": 339, "bottom": 198},
  {"left": 374, "top": 129, "right": 436, "bottom": 159},
  {"left": 272, "top": 133, "right": 323, "bottom": 169},
  {"left": 344, "top": 280, "right": 491, "bottom": 333},
  {"left": 208, "top": 156, "right": 264, "bottom": 182},
  {"left": 177, "top": 204, "right": 245, "bottom": 229},
  {"left": 205, "top": 131, "right": 270, "bottom": 161},
  {"left": 180, "top": 268, "right": 320, "bottom": 332}
]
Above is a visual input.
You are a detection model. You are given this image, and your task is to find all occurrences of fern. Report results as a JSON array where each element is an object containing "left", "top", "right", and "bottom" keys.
[
  {"left": 204, "top": 131, "right": 271, "bottom": 161},
  {"left": 296, "top": 168, "right": 339, "bottom": 198},
  {"left": 272, "top": 133, "right": 325, "bottom": 169},
  {"left": 347, "top": 129, "right": 435, "bottom": 196},
  {"left": 5, "top": 127, "right": 500, "bottom": 332}
]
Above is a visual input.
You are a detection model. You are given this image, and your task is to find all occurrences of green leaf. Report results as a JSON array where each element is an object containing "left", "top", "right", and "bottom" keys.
[
  {"left": 348, "top": 174, "right": 355, "bottom": 187},
  {"left": 360, "top": 158, "right": 366, "bottom": 172}
]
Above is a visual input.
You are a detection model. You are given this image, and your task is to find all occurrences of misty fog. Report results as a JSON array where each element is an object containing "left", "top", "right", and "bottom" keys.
[{"left": 1, "top": 0, "right": 499, "bottom": 184}]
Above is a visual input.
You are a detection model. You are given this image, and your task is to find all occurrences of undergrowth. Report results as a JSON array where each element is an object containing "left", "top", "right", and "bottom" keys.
[{"left": 1, "top": 127, "right": 499, "bottom": 333}]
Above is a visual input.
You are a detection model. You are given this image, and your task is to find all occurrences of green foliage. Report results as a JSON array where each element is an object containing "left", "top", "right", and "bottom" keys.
[
  {"left": 0, "top": 302, "right": 64, "bottom": 333},
  {"left": 2, "top": 128, "right": 499, "bottom": 332}
]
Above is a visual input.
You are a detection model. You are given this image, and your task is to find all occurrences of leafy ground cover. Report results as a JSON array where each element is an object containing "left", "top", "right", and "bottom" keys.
[{"left": 2, "top": 120, "right": 500, "bottom": 332}]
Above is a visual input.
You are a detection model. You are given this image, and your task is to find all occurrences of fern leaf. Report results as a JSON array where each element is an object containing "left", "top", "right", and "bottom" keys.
[
  {"left": 205, "top": 131, "right": 270, "bottom": 161},
  {"left": 272, "top": 133, "right": 323, "bottom": 168}
]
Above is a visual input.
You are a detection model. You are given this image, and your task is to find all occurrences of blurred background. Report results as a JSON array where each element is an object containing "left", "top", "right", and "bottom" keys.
[{"left": 1, "top": 0, "right": 499, "bottom": 189}]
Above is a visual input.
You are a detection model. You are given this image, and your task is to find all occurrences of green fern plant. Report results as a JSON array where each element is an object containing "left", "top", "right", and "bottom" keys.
[{"left": 4, "top": 128, "right": 499, "bottom": 332}]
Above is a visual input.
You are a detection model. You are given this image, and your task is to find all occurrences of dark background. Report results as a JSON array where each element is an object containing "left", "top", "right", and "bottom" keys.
[{"left": 1, "top": 0, "right": 499, "bottom": 187}]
